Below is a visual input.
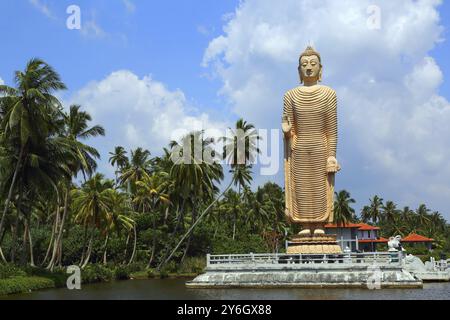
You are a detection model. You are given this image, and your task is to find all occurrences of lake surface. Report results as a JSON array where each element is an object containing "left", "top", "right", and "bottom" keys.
[{"left": 2, "top": 279, "right": 450, "bottom": 300}]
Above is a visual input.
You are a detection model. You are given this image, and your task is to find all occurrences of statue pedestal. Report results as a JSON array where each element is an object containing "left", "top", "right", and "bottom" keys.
[{"left": 287, "top": 234, "right": 342, "bottom": 254}]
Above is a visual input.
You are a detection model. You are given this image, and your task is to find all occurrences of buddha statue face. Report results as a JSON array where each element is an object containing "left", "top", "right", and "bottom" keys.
[{"left": 298, "top": 46, "right": 322, "bottom": 85}]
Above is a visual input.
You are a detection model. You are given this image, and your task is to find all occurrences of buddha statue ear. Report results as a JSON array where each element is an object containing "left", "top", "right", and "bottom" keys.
[
  {"left": 318, "top": 65, "right": 323, "bottom": 83},
  {"left": 298, "top": 66, "right": 303, "bottom": 84}
]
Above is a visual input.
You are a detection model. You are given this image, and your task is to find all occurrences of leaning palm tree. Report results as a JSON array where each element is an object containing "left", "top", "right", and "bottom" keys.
[
  {"left": 0, "top": 58, "right": 66, "bottom": 244},
  {"left": 333, "top": 190, "right": 356, "bottom": 226},
  {"left": 158, "top": 131, "right": 228, "bottom": 270}
]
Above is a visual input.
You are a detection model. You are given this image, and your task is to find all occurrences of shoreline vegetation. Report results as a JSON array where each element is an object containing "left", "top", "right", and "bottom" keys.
[{"left": 1, "top": 59, "right": 449, "bottom": 297}]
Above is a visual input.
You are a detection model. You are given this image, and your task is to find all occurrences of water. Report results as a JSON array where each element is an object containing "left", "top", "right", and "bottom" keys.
[{"left": 2, "top": 279, "right": 450, "bottom": 300}]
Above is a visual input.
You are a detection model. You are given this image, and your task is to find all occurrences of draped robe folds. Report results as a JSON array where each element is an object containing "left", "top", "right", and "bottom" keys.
[{"left": 283, "top": 85, "right": 337, "bottom": 224}]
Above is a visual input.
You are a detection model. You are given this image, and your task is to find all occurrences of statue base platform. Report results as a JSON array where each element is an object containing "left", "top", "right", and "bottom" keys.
[
  {"left": 286, "top": 234, "right": 342, "bottom": 254},
  {"left": 186, "top": 252, "right": 423, "bottom": 289}
]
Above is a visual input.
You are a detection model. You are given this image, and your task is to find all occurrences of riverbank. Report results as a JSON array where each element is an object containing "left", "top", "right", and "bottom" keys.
[{"left": 0, "top": 257, "right": 205, "bottom": 297}]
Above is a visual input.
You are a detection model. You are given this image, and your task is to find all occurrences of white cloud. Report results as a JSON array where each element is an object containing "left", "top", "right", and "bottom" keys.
[
  {"left": 29, "top": 0, "right": 54, "bottom": 19},
  {"left": 68, "top": 70, "right": 226, "bottom": 172},
  {"left": 203, "top": 0, "right": 450, "bottom": 217},
  {"left": 123, "top": 0, "right": 136, "bottom": 13},
  {"left": 0, "top": 77, "right": 4, "bottom": 85}
]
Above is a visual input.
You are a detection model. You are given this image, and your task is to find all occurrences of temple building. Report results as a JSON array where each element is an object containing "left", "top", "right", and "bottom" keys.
[{"left": 324, "top": 223, "right": 434, "bottom": 252}]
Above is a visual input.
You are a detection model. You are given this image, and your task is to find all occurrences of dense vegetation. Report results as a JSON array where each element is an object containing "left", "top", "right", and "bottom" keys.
[{"left": 0, "top": 59, "right": 449, "bottom": 293}]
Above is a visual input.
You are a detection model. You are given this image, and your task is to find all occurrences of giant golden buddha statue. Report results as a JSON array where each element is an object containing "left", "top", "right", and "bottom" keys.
[{"left": 282, "top": 46, "right": 341, "bottom": 254}]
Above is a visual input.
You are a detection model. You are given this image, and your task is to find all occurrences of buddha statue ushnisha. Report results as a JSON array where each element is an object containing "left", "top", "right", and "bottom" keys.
[{"left": 282, "top": 46, "right": 340, "bottom": 237}]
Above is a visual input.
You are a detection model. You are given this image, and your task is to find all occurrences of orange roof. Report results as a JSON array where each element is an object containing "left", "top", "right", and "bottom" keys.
[
  {"left": 325, "top": 223, "right": 379, "bottom": 231},
  {"left": 359, "top": 237, "right": 388, "bottom": 243},
  {"left": 358, "top": 224, "right": 380, "bottom": 231},
  {"left": 401, "top": 233, "right": 434, "bottom": 242}
]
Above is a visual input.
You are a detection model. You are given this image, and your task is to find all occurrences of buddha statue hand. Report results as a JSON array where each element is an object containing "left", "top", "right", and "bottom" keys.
[
  {"left": 326, "top": 156, "right": 340, "bottom": 173},
  {"left": 282, "top": 116, "right": 292, "bottom": 136}
]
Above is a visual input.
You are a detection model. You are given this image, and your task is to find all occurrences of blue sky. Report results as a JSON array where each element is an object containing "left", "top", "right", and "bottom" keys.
[{"left": 1, "top": 0, "right": 450, "bottom": 219}]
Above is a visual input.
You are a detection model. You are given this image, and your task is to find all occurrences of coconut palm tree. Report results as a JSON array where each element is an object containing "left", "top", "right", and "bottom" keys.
[
  {"left": 382, "top": 201, "right": 398, "bottom": 224},
  {"left": 47, "top": 105, "right": 104, "bottom": 270},
  {"left": 119, "top": 147, "right": 152, "bottom": 195},
  {"left": 109, "top": 146, "right": 129, "bottom": 185},
  {"left": 71, "top": 173, "right": 114, "bottom": 268},
  {"left": 367, "top": 195, "right": 384, "bottom": 224},
  {"left": 333, "top": 190, "right": 356, "bottom": 226},
  {"left": 0, "top": 58, "right": 66, "bottom": 246},
  {"left": 133, "top": 172, "right": 170, "bottom": 267}
]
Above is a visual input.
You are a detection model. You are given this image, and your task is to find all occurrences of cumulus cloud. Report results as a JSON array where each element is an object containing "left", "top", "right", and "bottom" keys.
[
  {"left": 0, "top": 77, "right": 4, "bottom": 85},
  {"left": 203, "top": 0, "right": 450, "bottom": 216},
  {"left": 29, "top": 0, "right": 54, "bottom": 19},
  {"left": 68, "top": 70, "right": 227, "bottom": 174}
]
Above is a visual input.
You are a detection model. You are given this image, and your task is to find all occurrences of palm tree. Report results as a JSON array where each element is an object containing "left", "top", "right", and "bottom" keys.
[
  {"left": 367, "top": 195, "right": 384, "bottom": 224},
  {"left": 133, "top": 172, "right": 170, "bottom": 267},
  {"left": 119, "top": 147, "right": 152, "bottom": 195},
  {"left": 71, "top": 173, "right": 114, "bottom": 268},
  {"left": 158, "top": 131, "right": 227, "bottom": 269},
  {"left": 416, "top": 204, "right": 431, "bottom": 229},
  {"left": 109, "top": 146, "right": 129, "bottom": 185},
  {"left": 0, "top": 58, "right": 66, "bottom": 246},
  {"left": 382, "top": 201, "right": 398, "bottom": 224},
  {"left": 102, "top": 190, "right": 135, "bottom": 265},
  {"left": 47, "top": 105, "right": 104, "bottom": 269},
  {"left": 333, "top": 190, "right": 356, "bottom": 226}
]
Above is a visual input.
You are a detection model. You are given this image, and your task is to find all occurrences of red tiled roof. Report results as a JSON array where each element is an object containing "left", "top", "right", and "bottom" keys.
[
  {"left": 357, "top": 224, "right": 380, "bottom": 231},
  {"left": 401, "top": 233, "right": 434, "bottom": 242},
  {"left": 324, "top": 223, "right": 379, "bottom": 231},
  {"left": 358, "top": 237, "right": 389, "bottom": 243}
]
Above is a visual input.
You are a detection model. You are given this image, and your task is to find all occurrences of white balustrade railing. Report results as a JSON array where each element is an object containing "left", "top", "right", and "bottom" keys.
[{"left": 206, "top": 252, "right": 402, "bottom": 267}]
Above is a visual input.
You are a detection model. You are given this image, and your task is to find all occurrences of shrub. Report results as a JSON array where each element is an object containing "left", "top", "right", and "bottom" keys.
[
  {"left": 0, "top": 264, "right": 26, "bottom": 279},
  {"left": 178, "top": 257, "right": 205, "bottom": 274},
  {"left": 114, "top": 265, "right": 130, "bottom": 280},
  {"left": 82, "top": 264, "right": 113, "bottom": 284},
  {"left": 147, "top": 269, "right": 156, "bottom": 278},
  {"left": 0, "top": 277, "right": 55, "bottom": 296}
]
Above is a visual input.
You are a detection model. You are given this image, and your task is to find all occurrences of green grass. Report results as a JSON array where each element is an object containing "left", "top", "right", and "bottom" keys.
[{"left": 0, "top": 276, "right": 56, "bottom": 296}]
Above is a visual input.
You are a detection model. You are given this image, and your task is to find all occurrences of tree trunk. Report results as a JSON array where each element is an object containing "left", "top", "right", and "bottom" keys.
[
  {"left": 42, "top": 206, "right": 59, "bottom": 266},
  {"left": 102, "top": 235, "right": 109, "bottom": 265},
  {"left": 47, "top": 189, "right": 69, "bottom": 271},
  {"left": 0, "top": 229, "right": 7, "bottom": 263},
  {"left": 128, "top": 225, "right": 137, "bottom": 265},
  {"left": 28, "top": 223, "right": 35, "bottom": 266},
  {"left": 79, "top": 225, "right": 88, "bottom": 265},
  {"left": 0, "top": 146, "right": 24, "bottom": 245},
  {"left": 122, "top": 233, "right": 131, "bottom": 264},
  {"left": 181, "top": 202, "right": 197, "bottom": 264},
  {"left": 147, "top": 214, "right": 157, "bottom": 268},
  {"left": 81, "top": 227, "right": 95, "bottom": 269},
  {"left": 10, "top": 205, "right": 20, "bottom": 264}
]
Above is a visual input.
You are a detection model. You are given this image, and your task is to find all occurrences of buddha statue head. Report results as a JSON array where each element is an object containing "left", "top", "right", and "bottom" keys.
[{"left": 298, "top": 46, "right": 322, "bottom": 85}]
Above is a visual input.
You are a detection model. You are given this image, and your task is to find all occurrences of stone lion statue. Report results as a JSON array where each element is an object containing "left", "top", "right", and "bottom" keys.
[{"left": 388, "top": 235, "right": 402, "bottom": 252}]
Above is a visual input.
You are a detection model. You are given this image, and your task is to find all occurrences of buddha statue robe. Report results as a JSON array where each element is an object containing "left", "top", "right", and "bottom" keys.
[{"left": 283, "top": 85, "right": 338, "bottom": 224}]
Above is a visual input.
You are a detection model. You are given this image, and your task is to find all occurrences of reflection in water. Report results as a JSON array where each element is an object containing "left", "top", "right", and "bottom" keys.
[{"left": 2, "top": 279, "right": 450, "bottom": 300}]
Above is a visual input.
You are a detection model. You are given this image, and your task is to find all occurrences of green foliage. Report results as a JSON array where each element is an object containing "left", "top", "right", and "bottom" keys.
[
  {"left": 212, "top": 234, "right": 269, "bottom": 254},
  {"left": 177, "top": 257, "right": 206, "bottom": 274},
  {"left": 81, "top": 264, "right": 113, "bottom": 284},
  {"left": 0, "top": 264, "right": 27, "bottom": 279},
  {"left": 0, "top": 277, "right": 55, "bottom": 296},
  {"left": 113, "top": 265, "right": 131, "bottom": 280}
]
